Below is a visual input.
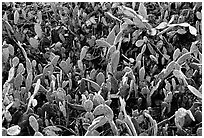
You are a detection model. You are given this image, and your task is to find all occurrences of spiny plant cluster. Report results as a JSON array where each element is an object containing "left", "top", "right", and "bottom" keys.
[{"left": 2, "top": 2, "right": 202, "bottom": 136}]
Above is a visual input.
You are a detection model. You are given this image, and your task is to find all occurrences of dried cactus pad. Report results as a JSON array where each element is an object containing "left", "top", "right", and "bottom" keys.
[
  {"left": 26, "top": 58, "right": 32, "bottom": 73},
  {"left": 90, "top": 69, "right": 97, "bottom": 80},
  {"left": 187, "top": 85, "right": 202, "bottom": 99},
  {"left": 106, "top": 45, "right": 116, "bottom": 61},
  {"left": 96, "top": 72, "right": 105, "bottom": 86},
  {"left": 4, "top": 111, "right": 12, "bottom": 122},
  {"left": 29, "top": 37, "right": 39, "bottom": 48},
  {"left": 14, "top": 73, "right": 23, "bottom": 90},
  {"left": 93, "top": 104, "right": 105, "bottom": 116},
  {"left": 176, "top": 52, "right": 192, "bottom": 65},
  {"left": 141, "top": 87, "right": 150, "bottom": 95},
  {"left": 62, "top": 80, "right": 69, "bottom": 88},
  {"left": 32, "top": 60, "right": 37, "bottom": 67},
  {"left": 59, "top": 60, "right": 68, "bottom": 73},
  {"left": 93, "top": 93, "right": 105, "bottom": 105},
  {"left": 8, "top": 44, "right": 14, "bottom": 56},
  {"left": 29, "top": 115, "right": 39, "bottom": 132},
  {"left": 88, "top": 115, "right": 108, "bottom": 132},
  {"left": 83, "top": 99, "right": 94, "bottom": 112},
  {"left": 34, "top": 131, "right": 43, "bottom": 136},
  {"left": 26, "top": 72, "right": 33, "bottom": 91},
  {"left": 196, "top": 127, "right": 202, "bottom": 136},
  {"left": 77, "top": 60, "right": 84, "bottom": 71},
  {"left": 111, "top": 50, "right": 120, "bottom": 73},
  {"left": 80, "top": 46, "right": 89, "bottom": 60},
  {"left": 139, "top": 66, "right": 145, "bottom": 80},
  {"left": 12, "top": 57, "right": 20, "bottom": 67},
  {"left": 136, "top": 53, "right": 142, "bottom": 62},
  {"left": 38, "top": 63, "right": 43, "bottom": 73},
  {"left": 34, "top": 23, "right": 42, "bottom": 39},
  {"left": 173, "top": 48, "right": 181, "bottom": 61},
  {"left": 136, "top": 39, "right": 144, "bottom": 47},
  {"left": 106, "top": 25, "right": 116, "bottom": 45},
  {"left": 43, "top": 64, "right": 54, "bottom": 75},
  {"left": 2, "top": 127, "right": 7, "bottom": 136},
  {"left": 50, "top": 55, "right": 60, "bottom": 66},
  {"left": 103, "top": 104, "right": 114, "bottom": 120},
  {"left": 8, "top": 67, "right": 15, "bottom": 82},
  {"left": 3, "top": 48, "right": 9, "bottom": 63},
  {"left": 31, "top": 99, "right": 38, "bottom": 107},
  {"left": 7, "top": 125, "right": 21, "bottom": 136},
  {"left": 84, "top": 112, "right": 94, "bottom": 121},
  {"left": 55, "top": 88, "right": 66, "bottom": 101}
]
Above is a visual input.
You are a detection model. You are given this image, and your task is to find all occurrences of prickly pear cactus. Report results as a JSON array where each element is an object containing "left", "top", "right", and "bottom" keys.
[
  {"left": 96, "top": 72, "right": 105, "bottom": 86},
  {"left": 29, "top": 115, "right": 39, "bottom": 132},
  {"left": 83, "top": 99, "right": 94, "bottom": 112}
]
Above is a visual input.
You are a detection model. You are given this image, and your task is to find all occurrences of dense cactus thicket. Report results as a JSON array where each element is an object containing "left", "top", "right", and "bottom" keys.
[{"left": 2, "top": 2, "right": 202, "bottom": 136}]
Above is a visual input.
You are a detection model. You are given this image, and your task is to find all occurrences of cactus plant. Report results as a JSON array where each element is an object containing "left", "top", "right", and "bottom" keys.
[{"left": 2, "top": 2, "right": 202, "bottom": 136}]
